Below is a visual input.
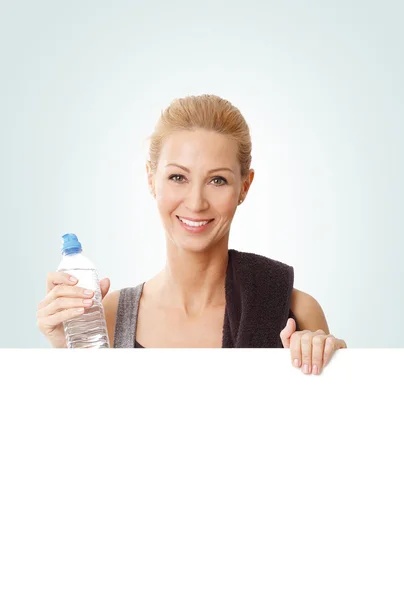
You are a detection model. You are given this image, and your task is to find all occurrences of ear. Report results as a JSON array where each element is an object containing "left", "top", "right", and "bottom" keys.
[
  {"left": 239, "top": 169, "right": 255, "bottom": 201},
  {"left": 243, "top": 169, "right": 254, "bottom": 194},
  {"left": 146, "top": 161, "right": 155, "bottom": 196}
]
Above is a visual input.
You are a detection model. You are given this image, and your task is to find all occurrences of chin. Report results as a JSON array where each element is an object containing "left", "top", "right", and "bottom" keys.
[{"left": 175, "top": 238, "right": 213, "bottom": 253}]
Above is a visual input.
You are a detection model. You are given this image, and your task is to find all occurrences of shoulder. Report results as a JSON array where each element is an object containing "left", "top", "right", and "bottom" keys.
[
  {"left": 290, "top": 288, "right": 329, "bottom": 334},
  {"left": 231, "top": 251, "right": 329, "bottom": 333},
  {"left": 102, "top": 290, "right": 121, "bottom": 347}
]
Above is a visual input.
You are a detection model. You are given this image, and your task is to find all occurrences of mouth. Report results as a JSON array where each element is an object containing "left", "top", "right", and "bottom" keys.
[{"left": 176, "top": 215, "right": 214, "bottom": 233}]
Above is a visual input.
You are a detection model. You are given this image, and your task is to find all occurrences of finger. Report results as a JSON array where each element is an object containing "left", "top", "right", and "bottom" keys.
[
  {"left": 311, "top": 334, "right": 327, "bottom": 375},
  {"left": 38, "top": 306, "right": 86, "bottom": 330},
  {"left": 323, "top": 336, "right": 336, "bottom": 367},
  {"left": 300, "top": 332, "right": 313, "bottom": 374},
  {"left": 290, "top": 331, "right": 304, "bottom": 368},
  {"left": 38, "top": 284, "right": 94, "bottom": 310},
  {"left": 280, "top": 318, "right": 296, "bottom": 348},
  {"left": 100, "top": 278, "right": 110, "bottom": 299},
  {"left": 37, "top": 296, "right": 93, "bottom": 319},
  {"left": 46, "top": 271, "right": 78, "bottom": 294}
]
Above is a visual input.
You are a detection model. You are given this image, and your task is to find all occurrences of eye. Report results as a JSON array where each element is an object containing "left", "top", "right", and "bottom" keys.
[
  {"left": 169, "top": 174, "right": 185, "bottom": 183},
  {"left": 168, "top": 174, "right": 228, "bottom": 185},
  {"left": 211, "top": 176, "right": 227, "bottom": 185}
]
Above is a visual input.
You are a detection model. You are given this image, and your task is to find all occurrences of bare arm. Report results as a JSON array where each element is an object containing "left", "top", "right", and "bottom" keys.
[
  {"left": 290, "top": 288, "right": 330, "bottom": 334},
  {"left": 102, "top": 290, "right": 121, "bottom": 347}
]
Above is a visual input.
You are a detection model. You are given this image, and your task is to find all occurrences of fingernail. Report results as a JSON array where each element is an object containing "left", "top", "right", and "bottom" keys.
[
  {"left": 84, "top": 289, "right": 94, "bottom": 297},
  {"left": 312, "top": 365, "right": 318, "bottom": 375},
  {"left": 83, "top": 299, "right": 93, "bottom": 306},
  {"left": 303, "top": 364, "right": 310, "bottom": 374},
  {"left": 69, "top": 276, "right": 78, "bottom": 282},
  {"left": 75, "top": 307, "right": 84, "bottom": 313},
  {"left": 293, "top": 359, "right": 300, "bottom": 368}
]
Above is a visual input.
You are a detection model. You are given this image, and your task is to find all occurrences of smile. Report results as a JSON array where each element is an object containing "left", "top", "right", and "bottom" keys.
[{"left": 176, "top": 215, "right": 214, "bottom": 232}]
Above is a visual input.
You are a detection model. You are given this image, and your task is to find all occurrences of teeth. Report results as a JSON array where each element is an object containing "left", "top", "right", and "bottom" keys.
[{"left": 179, "top": 217, "right": 210, "bottom": 227}]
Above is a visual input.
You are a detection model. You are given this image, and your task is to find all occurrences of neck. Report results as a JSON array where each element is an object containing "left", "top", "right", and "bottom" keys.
[{"left": 158, "top": 236, "right": 229, "bottom": 316}]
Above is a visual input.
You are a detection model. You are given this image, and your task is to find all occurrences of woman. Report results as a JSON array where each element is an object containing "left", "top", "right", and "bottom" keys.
[{"left": 37, "top": 94, "right": 347, "bottom": 373}]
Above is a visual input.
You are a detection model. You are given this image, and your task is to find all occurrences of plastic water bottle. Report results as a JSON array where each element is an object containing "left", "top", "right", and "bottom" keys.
[{"left": 57, "top": 233, "right": 110, "bottom": 348}]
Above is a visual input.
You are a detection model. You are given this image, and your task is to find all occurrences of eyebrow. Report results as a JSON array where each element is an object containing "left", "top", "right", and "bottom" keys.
[{"left": 165, "top": 162, "right": 234, "bottom": 174}]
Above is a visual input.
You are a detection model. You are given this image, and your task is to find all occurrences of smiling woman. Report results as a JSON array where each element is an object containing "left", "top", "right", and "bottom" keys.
[{"left": 38, "top": 93, "right": 346, "bottom": 374}]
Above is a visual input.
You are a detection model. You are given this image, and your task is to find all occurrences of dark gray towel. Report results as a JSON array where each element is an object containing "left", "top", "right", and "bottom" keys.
[{"left": 222, "top": 249, "right": 299, "bottom": 348}]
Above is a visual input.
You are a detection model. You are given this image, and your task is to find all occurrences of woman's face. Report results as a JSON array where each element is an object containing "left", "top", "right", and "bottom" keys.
[{"left": 147, "top": 129, "right": 254, "bottom": 253}]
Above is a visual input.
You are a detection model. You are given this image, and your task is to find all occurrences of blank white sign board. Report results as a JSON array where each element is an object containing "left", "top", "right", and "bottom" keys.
[{"left": 0, "top": 349, "right": 403, "bottom": 599}]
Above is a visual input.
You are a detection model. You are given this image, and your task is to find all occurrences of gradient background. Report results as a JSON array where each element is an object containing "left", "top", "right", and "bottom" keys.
[{"left": 1, "top": 0, "right": 403, "bottom": 348}]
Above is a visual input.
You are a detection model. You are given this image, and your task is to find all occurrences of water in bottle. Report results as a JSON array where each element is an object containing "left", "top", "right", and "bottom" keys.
[{"left": 57, "top": 233, "right": 110, "bottom": 348}]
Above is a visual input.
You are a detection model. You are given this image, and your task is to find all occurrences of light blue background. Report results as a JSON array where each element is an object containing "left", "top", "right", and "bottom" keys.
[{"left": 1, "top": 0, "right": 403, "bottom": 347}]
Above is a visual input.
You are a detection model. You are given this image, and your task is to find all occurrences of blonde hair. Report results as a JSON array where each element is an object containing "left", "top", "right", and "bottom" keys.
[{"left": 146, "top": 94, "right": 252, "bottom": 179}]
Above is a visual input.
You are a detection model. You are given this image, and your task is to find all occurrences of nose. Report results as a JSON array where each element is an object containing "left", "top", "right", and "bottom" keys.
[{"left": 183, "top": 184, "right": 209, "bottom": 213}]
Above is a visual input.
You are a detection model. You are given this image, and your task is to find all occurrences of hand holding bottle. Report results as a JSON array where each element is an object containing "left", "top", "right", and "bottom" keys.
[{"left": 37, "top": 272, "right": 111, "bottom": 348}]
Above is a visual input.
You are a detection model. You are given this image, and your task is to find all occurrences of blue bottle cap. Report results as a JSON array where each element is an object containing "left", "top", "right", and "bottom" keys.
[{"left": 61, "top": 233, "right": 82, "bottom": 255}]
